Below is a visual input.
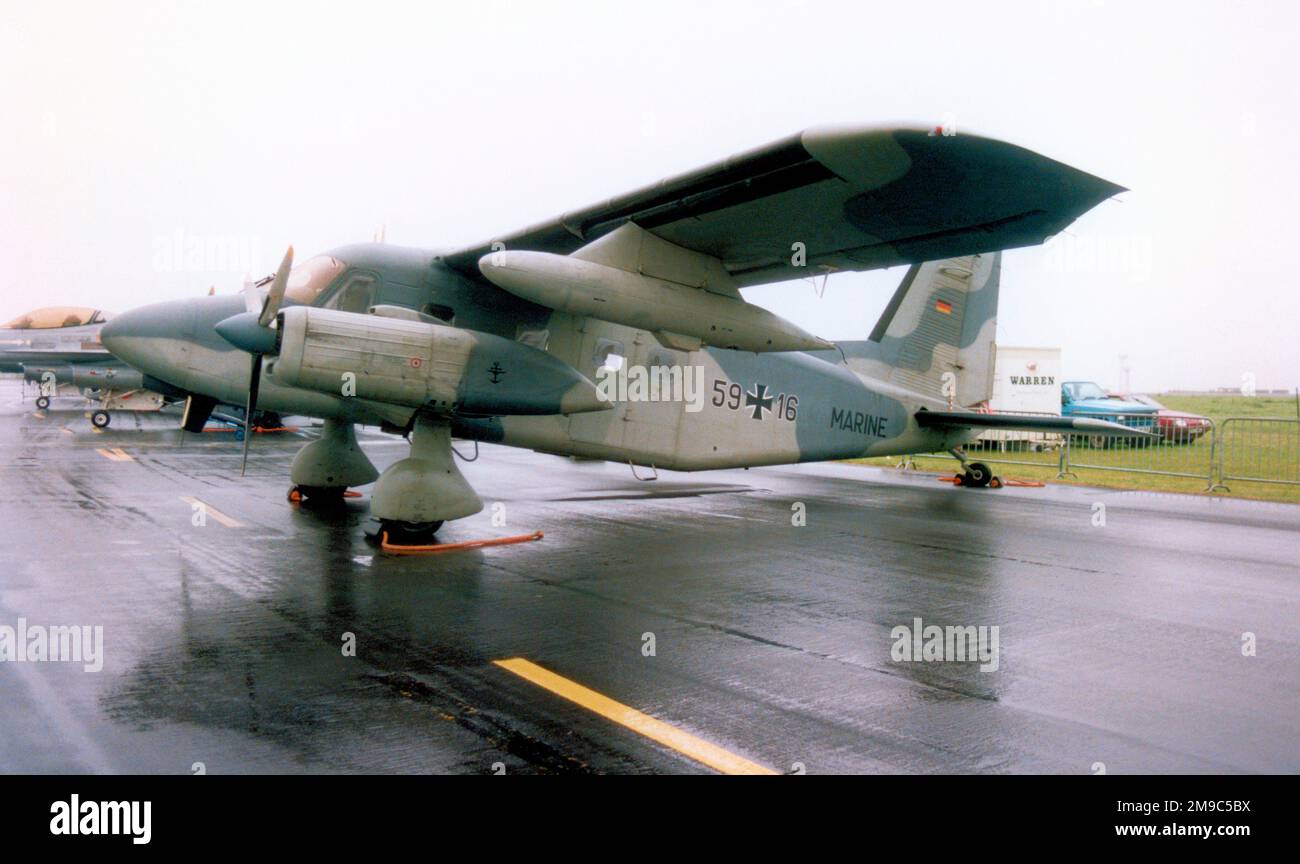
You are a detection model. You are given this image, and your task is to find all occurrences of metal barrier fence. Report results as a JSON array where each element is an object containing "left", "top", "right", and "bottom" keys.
[
  {"left": 1213, "top": 417, "right": 1300, "bottom": 491},
  {"left": 1064, "top": 420, "right": 1217, "bottom": 487},
  {"left": 908, "top": 413, "right": 1300, "bottom": 493}
]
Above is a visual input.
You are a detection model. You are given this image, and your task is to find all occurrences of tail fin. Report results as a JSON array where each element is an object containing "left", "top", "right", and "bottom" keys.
[{"left": 839, "top": 252, "right": 1000, "bottom": 407}]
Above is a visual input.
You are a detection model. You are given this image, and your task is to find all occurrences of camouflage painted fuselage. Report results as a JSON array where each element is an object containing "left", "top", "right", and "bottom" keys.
[{"left": 103, "top": 242, "right": 983, "bottom": 469}]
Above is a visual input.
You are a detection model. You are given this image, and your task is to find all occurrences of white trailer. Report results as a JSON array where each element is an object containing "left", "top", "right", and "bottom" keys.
[{"left": 978, "top": 345, "right": 1062, "bottom": 446}]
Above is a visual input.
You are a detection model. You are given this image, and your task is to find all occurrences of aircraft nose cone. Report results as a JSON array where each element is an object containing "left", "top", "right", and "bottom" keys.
[
  {"left": 215, "top": 312, "right": 277, "bottom": 355},
  {"left": 99, "top": 299, "right": 198, "bottom": 383},
  {"left": 99, "top": 307, "right": 149, "bottom": 366}
]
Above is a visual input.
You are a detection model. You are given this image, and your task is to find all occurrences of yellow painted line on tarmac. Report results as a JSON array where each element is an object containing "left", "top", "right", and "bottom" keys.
[
  {"left": 493, "top": 657, "right": 778, "bottom": 775},
  {"left": 95, "top": 447, "right": 134, "bottom": 462},
  {"left": 179, "top": 496, "right": 245, "bottom": 528}
]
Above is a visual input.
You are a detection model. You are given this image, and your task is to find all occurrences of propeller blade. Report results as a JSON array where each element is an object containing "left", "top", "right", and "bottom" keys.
[
  {"left": 258, "top": 245, "right": 294, "bottom": 327},
  {"left": 240, "top": 353, "right": 262, "bottom": 476}
]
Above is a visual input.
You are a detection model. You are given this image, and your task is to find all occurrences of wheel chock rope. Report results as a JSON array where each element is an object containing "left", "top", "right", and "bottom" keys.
[
  {"left": 381, "top": 530, "right": 544, "bottom": 555},
  {"left": 935, "top": 474, "right": 1045, "bottom": 489}
]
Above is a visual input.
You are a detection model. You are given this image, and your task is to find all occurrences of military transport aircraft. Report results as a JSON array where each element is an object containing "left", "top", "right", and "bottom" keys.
[
  {"left": 0, "top": 306, "right": 168, "bottom": 426},
  {"left": 102, "top": 125, "right": 1142, "bottom": 543}
]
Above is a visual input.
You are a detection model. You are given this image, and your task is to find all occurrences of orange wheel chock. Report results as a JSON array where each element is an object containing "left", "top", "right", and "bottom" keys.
[
  {"left": 288, "top": 488, "right": 363, "bottom": 503},
  {"left": 381, "top": 530, "right": 544, "bottom": 555},
  {"left": 937, "top": 474, "right": 1044, "bottom": 489}
]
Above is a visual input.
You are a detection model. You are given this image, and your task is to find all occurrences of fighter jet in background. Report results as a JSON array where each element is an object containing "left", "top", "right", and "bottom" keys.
[
  {"left": 0, "top": 306, "right": 169, "bottom": 426},
  {"left": 103, "top": 125, "right": 1142, "bottom": 542}
]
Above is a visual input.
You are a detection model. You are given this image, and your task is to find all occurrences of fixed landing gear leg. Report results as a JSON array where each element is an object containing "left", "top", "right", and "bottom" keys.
[{"left": 289, "top": 419, "right": 379, "bottom": 490}]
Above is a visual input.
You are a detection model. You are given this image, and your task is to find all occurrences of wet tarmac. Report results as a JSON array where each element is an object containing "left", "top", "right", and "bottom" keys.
[{"left": 1, "top": 378, "right": 1297, "bottom": 774}]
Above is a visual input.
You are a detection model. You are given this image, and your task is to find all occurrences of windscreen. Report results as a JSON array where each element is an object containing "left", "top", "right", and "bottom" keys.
[{"left": 283, "top": 256, "right": 347, "bottom": 304}]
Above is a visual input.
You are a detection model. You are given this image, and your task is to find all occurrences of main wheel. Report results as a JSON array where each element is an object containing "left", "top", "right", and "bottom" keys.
[
  {"left": 35, "top": 395, "right": 50, "bottom": 410},
  {"left": 963, "top": 462, "right": 993, "bottom": 488},
  {"left": 287, "top": 484, "right": 347, "bottom": 503},
  {"left": 380, "top": 519, "right": 445, "bottom": 546},
  {"left": 91, "top": 410, "right": 111, "bottom": 428}
]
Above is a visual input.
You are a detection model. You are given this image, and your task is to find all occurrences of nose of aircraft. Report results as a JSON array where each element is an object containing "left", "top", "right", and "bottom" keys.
[
  {"left": 99, "top": 298, "right": 201, "bottom": 386},
  {"left": 100, "top": 304, "right": 160, "bottom": 372}
]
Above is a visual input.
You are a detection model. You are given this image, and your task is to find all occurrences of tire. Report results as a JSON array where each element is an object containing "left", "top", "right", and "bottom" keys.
[
  {"left": 35, "top": 395, "right": 50, "bottom": 410},
  {"left": 381, "top": 519, "right": 445, "bottom": 546},
  {"left": 91, "top": 410, "right": 111, "bottom": 428},
  {"left": 288, "top": 485, "right": 347, "bottom": 503},
  {"left": 964, "top": 462, "right": 993, "bottom": 488}
]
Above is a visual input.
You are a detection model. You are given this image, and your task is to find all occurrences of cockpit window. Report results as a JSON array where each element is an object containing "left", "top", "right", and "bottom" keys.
[
  {"left": 2, "top": 307, "right": 103, "bottom": 330},
  {"left": 283, "top": 256, "right": 347, "bottom": 304},
  {"left": 324, "top": 273, "right": 377, "bottom": 314}
]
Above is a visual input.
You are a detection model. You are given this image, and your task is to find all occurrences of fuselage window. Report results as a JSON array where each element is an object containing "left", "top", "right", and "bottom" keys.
[{"left": 593, "top": 338, "right": 625, "bottom": 371}]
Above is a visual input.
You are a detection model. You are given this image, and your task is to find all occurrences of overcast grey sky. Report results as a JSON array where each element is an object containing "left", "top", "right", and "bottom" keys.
[{"left": 2, "top": 0, "right": 1296, "bottom": 392}]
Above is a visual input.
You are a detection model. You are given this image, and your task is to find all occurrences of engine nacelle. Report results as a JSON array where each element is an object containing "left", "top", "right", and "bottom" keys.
[{"left": 270, "top": 306, "right": 609, "bottom": 416}]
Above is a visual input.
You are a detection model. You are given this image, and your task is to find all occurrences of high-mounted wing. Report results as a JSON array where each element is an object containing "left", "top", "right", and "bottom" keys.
[{"left": 441, "top": 125, "right": 1124, "bottom": 289}]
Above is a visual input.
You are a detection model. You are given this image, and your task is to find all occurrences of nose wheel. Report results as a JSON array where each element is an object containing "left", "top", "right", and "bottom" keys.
[
  {"left": 287, "top": 484, "right": 348, "bottom": 504},
  {"left": 91, "top": 410, "right": 111, "bottom": 428},
  {"left": 378, "top": 519, "right": 445, "bottom": 546}
]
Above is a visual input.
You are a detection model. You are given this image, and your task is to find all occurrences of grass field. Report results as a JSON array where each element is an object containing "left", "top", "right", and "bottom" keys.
[{"left": 849, "top": 394, "right": 1300, "bottom": 505}]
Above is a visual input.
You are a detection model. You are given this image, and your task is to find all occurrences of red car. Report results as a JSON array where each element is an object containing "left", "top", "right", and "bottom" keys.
[{"left": 1108, "top": 393, "right": 1211, "bottom": 444}]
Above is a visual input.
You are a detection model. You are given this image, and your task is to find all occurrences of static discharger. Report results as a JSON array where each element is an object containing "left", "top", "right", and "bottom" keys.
[{"left": 380, "top": 529, "right": 544, "bottom": 554}]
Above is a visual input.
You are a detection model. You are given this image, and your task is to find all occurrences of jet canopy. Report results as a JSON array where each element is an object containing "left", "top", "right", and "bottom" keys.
[{"left": 3, "top": 307, "right": 106, "bottom": 330}]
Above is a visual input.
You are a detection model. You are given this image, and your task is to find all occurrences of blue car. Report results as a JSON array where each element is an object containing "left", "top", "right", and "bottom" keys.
[{"left": 1061, "top": 381, "right": 1159, "bottom": 446}]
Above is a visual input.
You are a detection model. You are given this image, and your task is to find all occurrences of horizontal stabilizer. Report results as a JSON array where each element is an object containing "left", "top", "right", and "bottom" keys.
[{"left": 915, "top": 410, "right": 1158, "bottom": 438}]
